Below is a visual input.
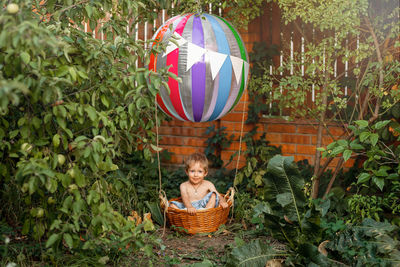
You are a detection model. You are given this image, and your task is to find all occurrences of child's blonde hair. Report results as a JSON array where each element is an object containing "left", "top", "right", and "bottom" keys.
[{"left": 185, "top": 152, "right": 208, "bottom": 173}]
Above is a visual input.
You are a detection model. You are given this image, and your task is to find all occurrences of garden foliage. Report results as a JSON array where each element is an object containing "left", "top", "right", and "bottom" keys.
[{"left": 0, "top": 0, "right": 172, "bottom": 263}]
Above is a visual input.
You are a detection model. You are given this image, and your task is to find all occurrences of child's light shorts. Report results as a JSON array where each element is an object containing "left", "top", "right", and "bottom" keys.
[{"left": 170, "top": 191, "right": 220, "bottom": 210}]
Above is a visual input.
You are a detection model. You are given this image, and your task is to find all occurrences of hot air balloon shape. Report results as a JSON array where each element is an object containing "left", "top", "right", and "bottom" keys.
[{"left": 149, "top": 13, "right": 250, "bottom": 122}]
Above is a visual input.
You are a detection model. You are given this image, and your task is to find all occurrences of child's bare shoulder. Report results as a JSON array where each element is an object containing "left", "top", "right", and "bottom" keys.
[
  {"left": 180, "top": 181, "right": 190, "bottom": 189},
  {"left": 203, "top": 180, "right": 216, "bottom": 189}
]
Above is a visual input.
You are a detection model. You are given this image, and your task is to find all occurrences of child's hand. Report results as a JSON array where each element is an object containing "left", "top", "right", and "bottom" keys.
[
  {"left": 220, "top": 202, "right": 229, "bottom": 209},
  {"left": 187, "top": 207, "right": 196, "bottom": 215}
]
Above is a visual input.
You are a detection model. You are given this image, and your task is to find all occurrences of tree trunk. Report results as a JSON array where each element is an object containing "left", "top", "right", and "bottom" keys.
[{"left": 311, "top": 76, "right": 328, "bottom": 199}]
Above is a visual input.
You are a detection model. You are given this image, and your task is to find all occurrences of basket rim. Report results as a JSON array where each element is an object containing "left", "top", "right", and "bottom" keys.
[{"left": 167, "top": 194, "right": 232, "bottom": 214}]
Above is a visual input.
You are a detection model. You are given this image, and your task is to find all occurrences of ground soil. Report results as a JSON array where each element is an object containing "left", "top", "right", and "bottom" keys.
[
  {"left": 157, "top": 226, "right": 236, "bottom": 266},
  {"left": 148, "top": 223, "right": 281, "bottom": 266}
]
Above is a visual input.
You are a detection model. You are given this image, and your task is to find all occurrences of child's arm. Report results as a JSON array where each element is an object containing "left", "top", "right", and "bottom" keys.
[
  {"left": 206, "top": 183, "right": 229, "bottom": 209},
  {"left": 180, "top": 183, "right": 196, "bottom": 215}
]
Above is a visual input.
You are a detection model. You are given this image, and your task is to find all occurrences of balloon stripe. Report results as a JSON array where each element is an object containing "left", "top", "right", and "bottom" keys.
[
  {"left": 217, "top": 16, "right": 248, "bottom": 109},
  {"left": 191, "top": 15, "right": 206, "bottom": 122},
  {"left": 199, "top": 16, "right": 219, "bottom": 121},
  {"left": 149, "top": 15, "right": 181, "bottom": 118},
  {"left": 156, "top": 19, "right": 188, "bottom": 121},
  {"left": 203, "top": 14, "right": 232, "bottom": 121},
  {"left": 166, "top": 14, "right": 192, "bottom": 121},
  {"left": 156, "top": 94, "right": 175, "bottom": 119},
  {"left": 178, "top": 16, "right": 195, "bottom": 122}
]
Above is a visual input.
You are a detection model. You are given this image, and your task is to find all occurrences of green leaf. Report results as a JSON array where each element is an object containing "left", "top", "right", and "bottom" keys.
[
  {"left": 355, "top": 120, "right": 368, "bottom": 128},
  {"left": 98, "top": 256, "right": 109, "bottom": 265},
  {"left": 331, "top": 146, "right": 345, "bottom": 155},
  {"left": 53, "top": 134, "right": 60, "bottom": 148},
  {"left": 143, "top": 219, "right": 155, "bottom": 231},
  {"left": 100, "top": 95, "right": 109, "bottom": 108},
  {"left": 374, "top": 167, "right": 388, "bottom": 177},
  {"left": 326, "top": 142, "right": 337, "bottom": 150},
  {"left": 254, "top": 173, "right": 263, "bottom": 186},
  {"left": 150, "top": 144, "right": 163, "bottom": 152},
  {"left": 85, "top": 5, "right": 93, "bottom": 17},
  {"left": 315, "top": 199, "right": 330, "bottom": 217},
  {"left": 20, "top": 126, "right": 29, "bottom": 139},
  {"left": 59, "top": 173, "right": 71, "bottom": 188},
  {"left": 63, "top": 46, "right": 71, "bottom": 63},
  {"left": 69, "top": 67, "right": 77, "bottom": 81},
  {"left": 193, "top": 260, "right": 214, "bottom": 267},
  {"left": 20, "top": 52, "right": 31, "bottom": 64},
  {"left": 357, "top": 173, "right": 371, "bottom": 184},
  {"left": 63, "top": 233, "right": 73, "bottom": 248},
  {"left": 9, "top": 130, "right": 19, "bottom": 139},
  {"left": 77, "top": 70, "right": 89, "bottom": 79},
  {"left": 82, "top": 241, "right": 92, "bottom": 250},
  {"left": 55, "top": 66, "right": 69, "bottom": 77},
  {"left": 374, "top": 120, "right": 391, "bottom": 130},
  {"left": 72, "top": 199, "right": 85, "bottom": 214},
  {"left": 392, "top": 104, "right": 400, "bottom": 119},
  {"left": 372, "top": 176, "right": 384, "bottom": 191},
  {"left": 369, "top": 133, "right": 379, "bottom": 146},
  {"left": 22, "top": 219, "right": 30, "bottom": 235},
  {"left": 86, "top": 106, "right": 97, "bottom": 121},
  {"left": 56, "top": 117, "right": 66, "bottom": 129},
  {"left": 276, "top": 192, "right": 293, "bottom": 207},
  {"left": 32, "top": 117, "right": 41, "bottom": 129},
  {"left": 17, "top": 117, "right": 26, "bottom": 127},
  {"left": 146, "top": 199, "right": 165, "bottom": 227},
  {"left": 45, "top": 177, "right": 58, "bottom": 193},
  {"left": 28, "top": 177, "right": 37, "bottom": 195},
  {"left": 349, "top": 141, "right": 364, "bottom": 150},
  {"left": 46, "top": 233, "right": 60, "bottom": 248},
  {"left": 267, "top": 155, "right": 305, "bottom": 223},
  {"left": 342, "top": 150, "right": 352, "bottom": 162},
  {"left": 44, "top": 113, "right": 52, "bottom": 124},
  {"left": 226, "top": 239, "right": 286, "bottom": 267},
  {"left": 387, "top": 173, "right": 399, "bottom": 180},
  {"left": 57, "top": 105, "right": 67, "bottom": 118},
  {"left": 74, "top": 172, "right": 87, "bottom": 188},
  {"left": 360, "top": 132, "right": 371, "bottom": 142},
  {"left": 337, "top": 139, "right": 348, "bottom": 147}
]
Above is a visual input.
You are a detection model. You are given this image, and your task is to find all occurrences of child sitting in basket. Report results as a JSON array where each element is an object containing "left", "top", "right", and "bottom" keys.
[{"left": 170, "top": 152, "right": 229, "bottom": 215}]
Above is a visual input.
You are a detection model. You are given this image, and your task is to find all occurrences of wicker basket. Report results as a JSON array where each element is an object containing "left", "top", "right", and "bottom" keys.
[{"left": 161, "top": 188, "right": 234, "bottom": 234}]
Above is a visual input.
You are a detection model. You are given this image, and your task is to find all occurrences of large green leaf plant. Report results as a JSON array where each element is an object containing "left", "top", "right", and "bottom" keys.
[
  {"left": 0, "top": 0, "right": 171, "bottom": 257},
  {"left": 245, "top": 155, "right": 330, "bottom": 265},
  {"left": 231, "top": 154, "right": 400, "bottom": 265}
]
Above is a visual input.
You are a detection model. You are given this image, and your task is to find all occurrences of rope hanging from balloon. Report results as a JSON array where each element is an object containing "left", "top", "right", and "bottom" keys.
[{"left": 154, "top": 92, "right": 247, "bottom": 235}]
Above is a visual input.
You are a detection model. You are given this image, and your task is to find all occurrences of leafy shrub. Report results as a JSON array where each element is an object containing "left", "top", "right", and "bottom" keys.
[
  {"left": 0, "top": 0, "right": 170, "bottom": 261},
  {"left": 234, "top": 127, "right": 281, "bottom": 194},
  {"left": 326, "top": 218, "right": 400, "bottom": 266},
  {"left": 204, "top": 125, "right": 235, "bottom": 168},
  {"left": 348, "top": 194, "right": 384, "bottom": 223}
]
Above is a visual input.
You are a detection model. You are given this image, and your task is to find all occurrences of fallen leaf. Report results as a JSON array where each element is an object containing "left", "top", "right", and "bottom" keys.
[{"left": 318, "top": 240, "right": 330, "bottom": 256}]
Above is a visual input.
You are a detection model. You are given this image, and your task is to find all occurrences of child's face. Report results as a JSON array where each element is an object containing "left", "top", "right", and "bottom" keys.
[{"left": 186, "top": 162, "right": 207, "bottom": 185}]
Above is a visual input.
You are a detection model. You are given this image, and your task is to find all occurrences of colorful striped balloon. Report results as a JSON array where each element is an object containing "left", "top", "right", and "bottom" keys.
[{"left": 149, "top": 13, "right": 249, "bottom": 122}]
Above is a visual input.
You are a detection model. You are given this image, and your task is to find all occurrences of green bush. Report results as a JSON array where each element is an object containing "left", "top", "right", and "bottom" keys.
[{"left": 0, "top": 0, "right": 170, "bottom": 261}]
